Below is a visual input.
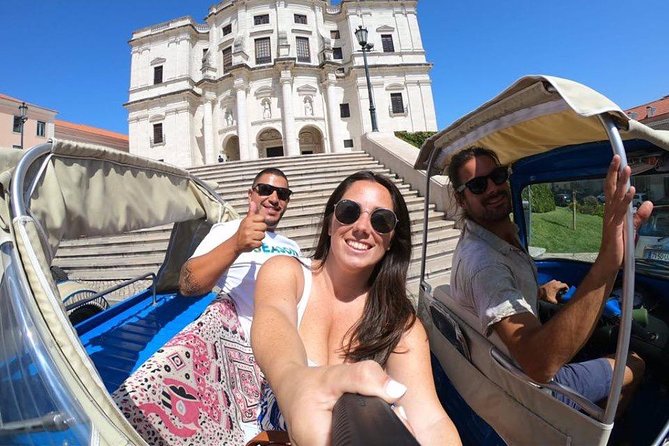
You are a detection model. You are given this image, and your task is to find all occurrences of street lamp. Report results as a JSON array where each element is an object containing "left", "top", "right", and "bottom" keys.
[
  {"left": 354, "top": 25, "right": 378, "bottom": 132},
  {"left": 18, "top": 102, "right": 28, "bottom": 150}
]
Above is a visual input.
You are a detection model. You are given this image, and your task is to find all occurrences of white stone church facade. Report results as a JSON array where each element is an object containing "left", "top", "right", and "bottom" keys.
[{"left": 126, "top": 0, "right": 437, "bottom": 167}]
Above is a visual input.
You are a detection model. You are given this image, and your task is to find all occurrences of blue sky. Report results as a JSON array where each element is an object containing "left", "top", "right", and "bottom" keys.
[{"left": 1, "top": 0, "right": 667, "bottom": 134}]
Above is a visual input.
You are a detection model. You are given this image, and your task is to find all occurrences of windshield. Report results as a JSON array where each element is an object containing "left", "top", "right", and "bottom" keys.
[
  {"left": 523, "top": 171, "right": 669, "bottom": 279},
  {"left": 0, "top": 241, "right": 92, "bottom": 444}
]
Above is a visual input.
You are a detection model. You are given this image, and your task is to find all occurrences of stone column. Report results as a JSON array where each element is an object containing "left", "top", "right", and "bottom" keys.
[
  {"left": 407, "top": 10, "right": 424, "bottom": 51},
  {"left": 322, "top": 72, "right": 341, "bottom": 153},
  {"left": 406, "top": 80, "right": 421, "bottom": 132},
  {"left": 212, "top": 98, "right": 222, "bottom": 157},
  {"left": 280, "top": 70, "right": 299, "bottom": 156},
  {"left": 234, "top": 78, "right": 251, "bottom": 160},
  {"left": 203, "top": 96, "right": 216, "bottom": 164}
]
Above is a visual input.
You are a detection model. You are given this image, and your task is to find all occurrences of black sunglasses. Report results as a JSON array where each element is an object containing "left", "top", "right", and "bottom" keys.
[
  {"left": 456, "top": 166, "right": 509, "bottom": 195},
  {"left": 334, "top": 199, "right": 398, "bottom": 234},
  {"left": 253, "top": 183, "right": 293, "bottom": 201}
]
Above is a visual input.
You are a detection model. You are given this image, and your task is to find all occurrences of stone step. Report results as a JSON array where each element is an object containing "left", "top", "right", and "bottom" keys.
[
  {"left": 213, "top": 175, "right": 411, "bottom": 201},
  {"left": 407, "top": 269, "right": 452, "bottom": 299},
  {"left": 211, "top": 169, "right": 392, "bottom": 191},
  {"left": 55, "top": 216, "right": 456, "bottom": 259},
  {"left": 189, "top": 151, "right": 372, "bottom": 175},
  {"left": 57, "top": 191, "right": 432, "bottom": 249},
  {"left": 189, "top": 150, "right": 371, "bottom": 169},
  {"left": 55, "top": 233, "right": 458, "bottom": 272},
  {"left": 53, "top": 151, "right": 461, "bottom": 295},
  {"left": 198, "top": 159, "right": 385, "bottom": 183},
  {"left": 59, "top": 236, "right": 457, "bottom": 283},
  {"left": 61, "top": 251, "right": 456, "bottom": 287},
  {"left": 224, "top": 188, "right": 421, "bottom": 211}
]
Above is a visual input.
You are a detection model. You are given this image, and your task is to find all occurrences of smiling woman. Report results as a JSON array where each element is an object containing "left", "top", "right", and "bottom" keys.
[{"left": 251, "top": 171, "right": 462, "bottom": 445}]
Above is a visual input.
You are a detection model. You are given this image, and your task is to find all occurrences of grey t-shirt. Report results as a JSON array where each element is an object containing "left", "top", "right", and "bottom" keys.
[{"left": 451, "top": 219, "right": 538, "bottom": 336}]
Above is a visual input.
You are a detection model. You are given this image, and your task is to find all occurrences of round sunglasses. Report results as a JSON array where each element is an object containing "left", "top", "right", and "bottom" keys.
[
  {"left": 456, "top": 166, "right": 509, "bottom": 195},
  {"left": 253, "top": 183, "right": 293, "bottom": 201},
  {"left": 334, "top": 199, "right": 398, "bottom": 234}
]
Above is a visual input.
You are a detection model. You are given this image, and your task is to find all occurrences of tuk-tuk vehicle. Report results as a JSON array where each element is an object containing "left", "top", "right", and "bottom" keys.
[
  {"left": 3, "top": 76, "right": 669, "bottom": 446},
  {"left": 0, "top": 141, "right": 238, "bottom": 445},
  {"left": 0, "top": 140, "right": 415, "bottom": 446},
  {"left": 415, "top": 75, "right": 669, "bottom": 445}
]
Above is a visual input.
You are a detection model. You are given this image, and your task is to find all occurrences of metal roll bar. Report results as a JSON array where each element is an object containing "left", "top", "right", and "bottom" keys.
[
  {"left": 598, "top": 114, "right": 636, "bottom": 424},
  {"left": 490, "top": 348, "right": 603, "bottom": 419},
  {"left": 10, "top": 142, "right": 53, "bottom": 222},
  {"left": 65, "top": 272, "right": 157, "bottom": 309},
  {"left": 419, "top": 144, "right": 441, "bottom": 291}
]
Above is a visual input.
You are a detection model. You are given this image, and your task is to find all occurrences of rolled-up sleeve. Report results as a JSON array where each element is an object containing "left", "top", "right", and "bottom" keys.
[{"left": 471, "top": 264, "right": 534, "bottom": 335}]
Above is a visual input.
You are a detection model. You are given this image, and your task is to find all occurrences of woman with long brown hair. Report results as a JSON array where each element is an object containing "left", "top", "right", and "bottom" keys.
[{"left": 252, "top": 171, "right": 461, "bottom": 445}]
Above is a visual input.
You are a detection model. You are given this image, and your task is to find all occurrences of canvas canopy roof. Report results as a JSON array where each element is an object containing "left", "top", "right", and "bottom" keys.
[
  {"left": 0, "top": 139, "right": 237, "bottom": 445},
  {"left": 0, "top": 139, "right": 233, "bottom": 260},
  {"left": 414, "top": 75, "right": 669, "bottom": 173}
]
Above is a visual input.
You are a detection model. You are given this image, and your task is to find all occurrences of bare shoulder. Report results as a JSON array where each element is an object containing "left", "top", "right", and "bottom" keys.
[
  {"left": 260, "top": 255, "right": 305, "bottom": 275},
  {"left": 256, "top": 256, "right": 307, "bottom": 303},
  {"left": 396, "top": 317, "right": 428, "bottom": 351}
]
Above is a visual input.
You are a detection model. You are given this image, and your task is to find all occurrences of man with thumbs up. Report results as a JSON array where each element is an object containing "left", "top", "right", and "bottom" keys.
[{"left": 179, "top": 167, "right": 301, "bottom": 339}]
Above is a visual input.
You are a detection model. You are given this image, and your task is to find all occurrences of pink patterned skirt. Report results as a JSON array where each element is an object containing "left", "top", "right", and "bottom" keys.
[{"left": 112, "top": 294, "right": 264, "bottom": 445}]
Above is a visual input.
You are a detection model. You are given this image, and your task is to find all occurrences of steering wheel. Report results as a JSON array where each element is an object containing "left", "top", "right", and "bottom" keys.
[{"left": 538, "top": 283, "right": 657, "bottom": 355}]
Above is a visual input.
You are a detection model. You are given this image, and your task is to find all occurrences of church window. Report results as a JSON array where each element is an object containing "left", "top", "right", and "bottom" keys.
[
  {"left": 12, "top": 116, "right": 22, "bottom": 133},
  {"left": 296, "top": 37, "right": 310, "bottom": 63},
  {"left": 222, "top": 46, "right": 232, "bottom": 72},
  {"left": 390, "top": 93, "right": 405, "bottom": 114},
  {"left": 255, "top": 37, "right": 271, "bottom": 64},
  {"left": 152, "top": 123, "right": 164, "bottom": 145},
  {"left": 381, "top": 34, "right": 395, "bottom": 53},
  {"left": 153, "top": 65, "right": 163, "bottom": 84},
  {"left": 254, "top": 14, "right": 269, "bottom": 25}
]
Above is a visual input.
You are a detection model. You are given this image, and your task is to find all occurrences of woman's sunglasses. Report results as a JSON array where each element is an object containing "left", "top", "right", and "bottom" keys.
[
  {"left": 253, "top": 183, "right": 293, "bottom": 201},
  {"left": 456, "top": 166, "right": 509, "bottom": 195},
  {"left": 334, "top": 199, "right": 398, "bottom": 234}
]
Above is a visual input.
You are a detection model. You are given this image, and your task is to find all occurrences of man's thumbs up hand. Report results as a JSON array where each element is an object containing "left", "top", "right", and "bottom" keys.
[{"left": 235, "top": 201, "right": 267, "bottom": 254}]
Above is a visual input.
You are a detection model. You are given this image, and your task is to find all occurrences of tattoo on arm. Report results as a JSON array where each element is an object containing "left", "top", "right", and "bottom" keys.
[{"left": 179, "top": 261, "right": 201, "bottom": 295}]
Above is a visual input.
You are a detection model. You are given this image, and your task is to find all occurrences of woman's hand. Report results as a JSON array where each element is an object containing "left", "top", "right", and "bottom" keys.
[{"left": 277, "top": 361, "right": 407, "bottom": 446}]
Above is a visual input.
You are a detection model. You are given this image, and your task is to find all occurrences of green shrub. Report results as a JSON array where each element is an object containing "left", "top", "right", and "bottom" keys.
[
  {"left": 577, "top": 195, "right": 605, "bottom": 216},
  {"left": 394, "top": 131, "right": 437, "bottom": 148},
  {"left": 522, "top": 184, "right": 556, "bottom": 213}
]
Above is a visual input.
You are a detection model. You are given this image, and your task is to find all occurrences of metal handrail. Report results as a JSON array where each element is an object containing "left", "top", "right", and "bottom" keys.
[
  {"left": 64, "top": 272, "right": 157, "bottom": 310},
  {"left": 10, "top": 142, "right": 53, "bottom": 220},
  {"left": 490, "top": 347, "right": 603, "bottom": 419},
  {"left": 598, "top": 114, "right": 635, "bottom": 424},
  {"left": 0, "top": 411, "right": 73, "bottom": 434},
  {"left": 651, "top": 418, "right": 669, "bottom": 446},
  {"left": 419, "top": 143, "right": 440, "bottom": 288}
]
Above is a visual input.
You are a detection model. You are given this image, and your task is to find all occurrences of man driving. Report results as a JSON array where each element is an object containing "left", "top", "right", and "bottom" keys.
[{"left": 447, "top": 147, "right": 649, "bottom": 413}]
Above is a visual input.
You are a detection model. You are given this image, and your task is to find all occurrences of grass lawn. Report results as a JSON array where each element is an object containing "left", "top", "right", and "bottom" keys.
[{"left": 529, "top": 207, "right": 602, "bottom": 253}]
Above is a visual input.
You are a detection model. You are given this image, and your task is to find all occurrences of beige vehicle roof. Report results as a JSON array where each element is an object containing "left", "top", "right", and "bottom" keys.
[
  {"left": 1, "top": 139, "right": 237, "bottom": 445},
  {"left": 414, "top": 75, "right": 669, "bottom": 173}
]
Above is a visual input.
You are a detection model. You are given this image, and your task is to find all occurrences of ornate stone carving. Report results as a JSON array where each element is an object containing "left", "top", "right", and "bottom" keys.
[
  {"left": 261, "top": 98, "right": 272, "bottom": 119},
  {"left": 304, "top": 96, "right": 314, "bottom": 116}
]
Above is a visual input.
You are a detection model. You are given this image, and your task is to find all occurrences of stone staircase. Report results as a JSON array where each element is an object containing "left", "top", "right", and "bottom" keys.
[{"left": 53, "top": 151, "right": 459, "bottom": 300}]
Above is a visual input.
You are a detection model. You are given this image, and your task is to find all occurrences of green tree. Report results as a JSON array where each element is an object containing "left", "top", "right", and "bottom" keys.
[
  {"left": 522, "top": 184, "right": 556, "bottom": 213},
  {"left": 394, "top": 131, "right": 436, "bottom": 148}
]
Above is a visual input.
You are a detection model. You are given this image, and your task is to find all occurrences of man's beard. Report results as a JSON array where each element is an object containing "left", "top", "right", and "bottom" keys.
[
  {"left": 469, "top": 190, "right": 512, "bottom": 224},
  {"left": 264, "top": 211, "right": 283, "bottom": 231}
]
